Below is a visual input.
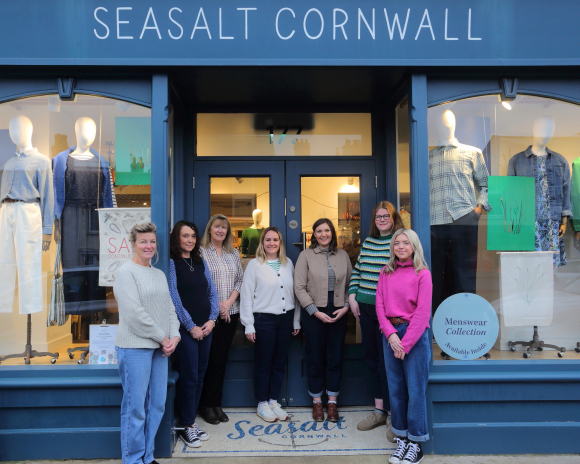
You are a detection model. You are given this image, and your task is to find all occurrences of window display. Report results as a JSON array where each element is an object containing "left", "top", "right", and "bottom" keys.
[
  {"left": 428, "top": 95, "right": 580, "bottom": 360},
  {"left": 0, "top": 94, "right": 151, "bottom": 366}
]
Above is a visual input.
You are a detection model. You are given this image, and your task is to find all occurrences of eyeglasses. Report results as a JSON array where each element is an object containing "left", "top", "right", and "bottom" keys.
[{"left": 375, "top": 215, "right": 391, "bottom": 221}]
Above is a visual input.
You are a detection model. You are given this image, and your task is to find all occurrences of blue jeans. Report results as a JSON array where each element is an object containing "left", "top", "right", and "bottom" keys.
[
  {"left": 359, "top": 302, "right": 390, "bottom": 410},
  {"left": 117, "top": 347, "right": 168, "bottom": 464},
  {"left": 175, "top": 327, "right": 212, "bottom": 425},
  {"left": 382, "top": 325, "right": 430, "bottom": 442},
  {"left": 301, "top": 292, "right": 348, "bottom": 397},
  {"left": 253, "top": 310, "right": 295, "bottom": 402}
]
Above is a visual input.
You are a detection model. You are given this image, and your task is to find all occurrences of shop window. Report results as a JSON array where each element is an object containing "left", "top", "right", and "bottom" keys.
[
  {"left": 197, "top": 113, "right": 372, "bottom": 157},
  {"left": 397, "top": 98, "right": 411, "bottom": 228},
  {"left": 0, "top": 94, "right": 151, "bottom": 366},
  {"left": 428, "top": 95, "right": 580, "bottom": 361}
]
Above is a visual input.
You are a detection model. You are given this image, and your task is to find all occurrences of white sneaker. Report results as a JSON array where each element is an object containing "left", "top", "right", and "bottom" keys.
[
  {"left": 269, "top": 401, "right": 289, "bottom": 420},
  {"left": 257, "top": 402, "right": 278, "bottom": 422}
]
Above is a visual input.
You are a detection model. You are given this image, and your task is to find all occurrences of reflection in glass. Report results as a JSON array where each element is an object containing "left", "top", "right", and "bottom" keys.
[{"left": 397, "top": 98, "right": 411, "bottom": 228}]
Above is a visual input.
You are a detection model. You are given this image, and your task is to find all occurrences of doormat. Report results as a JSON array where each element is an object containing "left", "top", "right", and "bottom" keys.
[{"left": 173, "top": 406, "right": 397, "bottom": 457}]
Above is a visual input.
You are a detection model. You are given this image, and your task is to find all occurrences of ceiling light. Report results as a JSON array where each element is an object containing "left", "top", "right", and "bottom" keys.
[{"left": 501, "top": 101, "right": 512, "bottom": 110}]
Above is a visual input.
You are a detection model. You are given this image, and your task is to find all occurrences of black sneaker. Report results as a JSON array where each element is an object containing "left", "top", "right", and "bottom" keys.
[
  {"left": 179, "top": 426, "right": 201, "bottom": 448},
  {"left": 193, "top": 423, "right": 209, "bottom": 441},
  {"left": 402, "top": 441, "right": 424, "bottom": 464},
  {"left": 389, "top": 437, "right": 409, "bottom": 464}
]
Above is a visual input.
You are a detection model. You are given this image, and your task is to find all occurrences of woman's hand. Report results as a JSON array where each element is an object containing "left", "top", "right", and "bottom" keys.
[
  {"left": 200, "top": 320, "right": 215, "bottom": 337},
  {"left": 246, "top": 332, "right": 256, "bottom": 343},
  {"left": 349, "top": 294, "right": 360, "bottom": 321},
  {"left": 219, "top": 301, "right": 231, "bottom": 323},
  {"left": 162, "top": 336, "right": 179, "bottom": 356},
  {"left": 314, "top": 311, "right": 335, "bottom": 323},
  {"left": 190, "top": 326, "right": 203, "bottom": 340},
  {"left": 332, "top": 306, "right": 350, "bottom": 321},
  {"left": 388, "top": 333, "right": 405, "bottom": 359},
  {"left": 292, "top": 329, "right": 300, "bottom": 336}
]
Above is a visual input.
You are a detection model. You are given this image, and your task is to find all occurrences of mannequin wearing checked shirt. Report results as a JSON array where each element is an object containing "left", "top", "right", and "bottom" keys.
[{"left": 429, "top": 110, "right": 491, "bottom": 314}]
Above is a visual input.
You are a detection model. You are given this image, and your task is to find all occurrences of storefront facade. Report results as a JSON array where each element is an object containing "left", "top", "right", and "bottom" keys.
[{"left": 1, "top": 0, "right": 580, "bottom": 460}]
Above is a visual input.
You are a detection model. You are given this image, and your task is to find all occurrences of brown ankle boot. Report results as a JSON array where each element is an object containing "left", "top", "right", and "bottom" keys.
[
  {"left": 327, "top": 402, "right": 339, "bottom": 422},
  {"left": 312, "top": 402, "right": 324, "bottom": 422}
]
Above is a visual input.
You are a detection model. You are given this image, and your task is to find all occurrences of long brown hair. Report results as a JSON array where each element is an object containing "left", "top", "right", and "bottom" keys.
[
  {"left": 170, "top": 220, "right": 202, "bottom": 262},
  {"left": 369, "top": 201, "right": 404, "bottom": 237},
  {"left": 309, "top": 218, "right": 338, "bottom": 253}
]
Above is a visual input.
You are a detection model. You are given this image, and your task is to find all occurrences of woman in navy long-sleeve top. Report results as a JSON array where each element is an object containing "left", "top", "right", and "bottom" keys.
[{"left": 169, "top": 220, "right": 219, "bottom": 449}]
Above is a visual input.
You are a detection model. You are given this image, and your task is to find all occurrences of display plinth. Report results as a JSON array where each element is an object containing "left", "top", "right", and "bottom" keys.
[{"left": 0, "top": 314, "right": 59, "bottom": 365}]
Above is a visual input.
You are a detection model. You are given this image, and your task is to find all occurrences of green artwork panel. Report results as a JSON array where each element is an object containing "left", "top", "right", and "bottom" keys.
[
  {"left": 115, "top": 117, "right": 151, "bottom": 185},
  {"left": 487, "top": 176, "right": 535, "bottom": 251}
]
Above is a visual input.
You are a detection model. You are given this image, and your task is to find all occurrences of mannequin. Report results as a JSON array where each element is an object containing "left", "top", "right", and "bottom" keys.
[
  {"left": 0, "top": 115, "right": 54, "bottom": 314},
  {"left": 241, "top": 209, "right": 264, "bottom": 257},
  {"left": 429, "top": 110, "right": 491, "bottom": 314},
  {"left": 571, "top": 156, "right": 580, "bottom": 249},
  {"left": 52, "top": 117, "right": 114, "bottom": 313},
  {"left": 508, "top": 116, "right": 571, "bottom": 267}
]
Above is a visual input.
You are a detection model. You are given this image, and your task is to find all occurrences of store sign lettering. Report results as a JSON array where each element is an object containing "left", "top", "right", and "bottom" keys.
[
  {"left": 432, "top": 293, "right": 499, "bottom": 360},
  {"left": 92, "top": 6, "right": 482, "bottom": 42},
  {"left": 228, "top": 417, "right": 346, "bottom": 443}
]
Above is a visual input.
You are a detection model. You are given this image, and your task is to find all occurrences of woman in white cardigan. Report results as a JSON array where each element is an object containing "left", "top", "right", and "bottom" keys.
[{"left": 240, "top": 226, "right": 300, "bottom": 422}]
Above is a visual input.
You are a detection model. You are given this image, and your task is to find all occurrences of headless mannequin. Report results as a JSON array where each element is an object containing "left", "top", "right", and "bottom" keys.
[
  {"left": 70, "top": 117, "right": 96, "bottom": 160},
  {"left": 9, "top": 116, "right": 51, "bottom": 251},
  {"left": 435, "top": 110, "right": 484, "bottom": 217},
  {"left": 530, "top": 116, "right": 567, "bottom": 238},
  {"left": 251, "top": 209, "right": 263, "bottom": 229}
]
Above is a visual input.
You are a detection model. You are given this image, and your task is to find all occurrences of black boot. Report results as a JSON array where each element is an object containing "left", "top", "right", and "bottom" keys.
[
  {"left": 199, "top": 406, "right": 220, "bottom": 425},
  {"left": 214, "top": 406, "right": 229, "bottom": 422}
]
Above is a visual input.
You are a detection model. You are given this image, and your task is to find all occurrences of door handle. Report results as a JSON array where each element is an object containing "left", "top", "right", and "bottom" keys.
[{"left": 293, "top": 242, "right": 303, "bottom": 247}]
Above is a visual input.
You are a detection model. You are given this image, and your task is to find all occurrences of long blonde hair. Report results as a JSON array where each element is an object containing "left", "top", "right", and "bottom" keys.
[
  {"left": 200, "top": 214, "right": 235, "bottom": 253},
  {"left": 255, "top": 226, "right": 288, "bottom": 265},
  {"left": 383, "top": 229, "right": 428, "bottom": 275}
]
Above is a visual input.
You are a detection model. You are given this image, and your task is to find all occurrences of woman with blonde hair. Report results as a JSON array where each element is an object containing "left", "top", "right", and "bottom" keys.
[
  {"left": 348, "top": 201, "right": 404, "bottom": 438},
  {"left": 114, "top": 222, "right": 181, "bottom": 464},
  {"left": 376, "top": 229, "right": 432, "bottom": 464},
  {"left": 198, "top": 214, "right": 244, "bottom": 425},
  {"left": 240, "top": 227, "right": 300, "bottom": 422}
]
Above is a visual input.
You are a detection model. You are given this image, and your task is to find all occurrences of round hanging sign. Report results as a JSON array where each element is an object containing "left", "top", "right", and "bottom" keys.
[{"left": 433, "top": 293, "right": 499, "bottom": 360}]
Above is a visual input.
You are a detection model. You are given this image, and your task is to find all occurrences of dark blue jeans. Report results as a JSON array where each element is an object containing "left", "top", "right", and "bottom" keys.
[
  {"left": 301, "top": 292, "right": 348, "bottom": 397},
  {"left": 175, "top": 327, "right": 212, "bottom": 426},
  {"left": 359, "top": 302, "right": 390, "bottom": 410},
  {"left": 383, "top": 324, "right": 430, "bottom": 442},
  {"left": 253, "top": 310, "right": 295, "bottom": 403}
]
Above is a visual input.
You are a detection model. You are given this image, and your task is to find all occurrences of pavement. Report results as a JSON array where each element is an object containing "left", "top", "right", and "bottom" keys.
[{"left": 7, "top": 456, "right": 580, "bottom": 464}]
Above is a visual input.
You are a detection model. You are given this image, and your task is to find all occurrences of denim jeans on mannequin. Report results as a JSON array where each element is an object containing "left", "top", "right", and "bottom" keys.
[
  {"left": 117, "top": 347, "right": 168, "bottom": 464},
  {"left": 382, "top": 325, "right": 430, "bottom": 442}
]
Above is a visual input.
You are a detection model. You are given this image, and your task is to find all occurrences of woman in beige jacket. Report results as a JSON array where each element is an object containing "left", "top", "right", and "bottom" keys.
[{"left": 294, "top": 218, "right": 352, "bottom": 423}]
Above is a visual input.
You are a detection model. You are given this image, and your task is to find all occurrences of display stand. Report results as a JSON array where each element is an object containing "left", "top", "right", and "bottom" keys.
[
  {"left": 67, "top": 345, "right": 89, "bottom": 364},
  {"left": 0, "top": 315, "right": 59, "bottom": 365},
  {"left": 508, "top": 326, "right": 566, "bottom": 358}
]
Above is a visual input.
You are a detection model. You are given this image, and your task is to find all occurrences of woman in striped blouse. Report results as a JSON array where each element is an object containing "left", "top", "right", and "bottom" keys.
[
  {"left": 198, "top": 214, "right": 244, "bottom": 425},
  {"left": 348, "top": 201, "right": 404, "bottom": 439}
]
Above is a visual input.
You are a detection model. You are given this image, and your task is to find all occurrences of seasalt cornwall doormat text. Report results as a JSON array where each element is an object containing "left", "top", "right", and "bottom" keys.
[{"left": 173, "top": 407, "right": 396, "bottom": 457}]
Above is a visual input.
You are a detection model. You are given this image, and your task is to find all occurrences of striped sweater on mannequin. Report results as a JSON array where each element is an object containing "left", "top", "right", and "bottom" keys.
[{"left": 348, "top": 234, "right": 392, "bottom": 305}]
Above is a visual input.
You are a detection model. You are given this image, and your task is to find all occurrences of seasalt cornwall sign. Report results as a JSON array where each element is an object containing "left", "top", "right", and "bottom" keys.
[
  {"left": 2, "top": 0, "right": 580, "bottom": 65},
  {"left": 433, "top": 293, "right": 499, "bottom": 360}
]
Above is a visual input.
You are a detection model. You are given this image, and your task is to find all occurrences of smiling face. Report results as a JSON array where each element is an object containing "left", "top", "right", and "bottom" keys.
[
  {"left": 132, "top": 232, "right": 157, "bottom": 264},
  {"left": 179, "top": 226, "right": 196, "bottom": 257},
  {"left": 393, "top": 233, "right": 413, "bottom": 263},
  {"left": 314, "top": 222, "right": 333, "bottom": 249},
  {"left": 210, "top": 219, "right": 228, "bottom": 244},
  {"left": 374, "top": 207, "right": 393, "bottom": 234},
  {"left": 263, "top": 230, "right": 280, "bottom": 259}
]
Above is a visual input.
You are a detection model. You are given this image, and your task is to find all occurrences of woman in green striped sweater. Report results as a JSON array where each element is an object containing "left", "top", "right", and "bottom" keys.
[{"left": 348, "top": 201, "right": 404, "bottom": 440}]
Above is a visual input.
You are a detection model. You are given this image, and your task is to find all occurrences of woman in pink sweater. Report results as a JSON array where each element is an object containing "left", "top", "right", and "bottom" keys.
[{"left": 376, "top": 229, "right": 432, "bottom": 464}]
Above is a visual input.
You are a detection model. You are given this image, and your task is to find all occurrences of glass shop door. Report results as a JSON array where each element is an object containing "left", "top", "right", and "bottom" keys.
[{"left": 192, "top": 158, "right": 377, "bottom": 407}]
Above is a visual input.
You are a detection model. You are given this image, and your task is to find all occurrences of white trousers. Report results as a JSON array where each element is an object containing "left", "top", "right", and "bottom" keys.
[{"left": 0, "top": 202, "right": 43, "bottom": 314}]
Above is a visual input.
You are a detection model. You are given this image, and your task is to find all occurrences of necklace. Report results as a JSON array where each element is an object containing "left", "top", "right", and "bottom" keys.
[{"left": 182, "top": 257, "right": 194, "bottom": 272}]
